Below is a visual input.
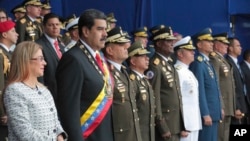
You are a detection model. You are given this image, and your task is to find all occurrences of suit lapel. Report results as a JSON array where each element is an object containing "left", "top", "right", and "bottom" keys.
[{"left": 42, "top": 35, "right": 60, "bottom": 60}]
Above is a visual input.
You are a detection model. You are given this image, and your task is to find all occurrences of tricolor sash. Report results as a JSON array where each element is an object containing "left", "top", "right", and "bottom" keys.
[{"left": 79, "top": 45, "right": 113, "bottom": 139}]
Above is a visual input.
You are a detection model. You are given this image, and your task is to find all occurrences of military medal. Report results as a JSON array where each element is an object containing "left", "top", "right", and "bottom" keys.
[
  {"left": 208, "top": 67, "right": 214, "bottom": 78},
  {"left": 141, "top": 80, "right": 145, "bottom": 86},
  {"left": 167, "top": 66, "right": 171, "bottom": 71},
  {"left": 121, "top": 93, "right": 125, "bottom": 103},
  {"left": 142, "top": 94, "right": 147, "bottom": 101},
  {"left": 162, "top": 67, "right": 166, "bottom": 72},
  {"left": 115, "top": 71, "right": 120, "bottom": 77},
  {"left": 162, "top": 61, "right": 165, "bottom": 66},
  {"left": 169, "top": 82, "right": 173, "bottom": 87}
]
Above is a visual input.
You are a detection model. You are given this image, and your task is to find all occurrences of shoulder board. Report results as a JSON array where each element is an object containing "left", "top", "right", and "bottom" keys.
[
  {"left": 130, "top": 74, "right": 135, "bottom": 80},
  {"left": 36, "top": 18, "right": 42, "bottom": 23},
  {"left": 153, "top": 58, "right": 160, "bottom": 65},
  {"left": 168, "top": 57, "right": 173, "bottom": 62},
  {"left": 197, "top": 56, "right": 203, "bottom": 62},
  {"left": 20, "top": 18, "right": 26, "bottom": 24},
  {"left": 210, "top": 52, "right": 216, "bottom": 57},
  {"left": 175, "top": 65, "right": 182, "bottom": 70}
]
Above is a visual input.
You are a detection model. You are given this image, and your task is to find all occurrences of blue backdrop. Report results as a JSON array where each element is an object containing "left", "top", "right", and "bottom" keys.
[{"left": 1, "top": 0, "right": 250, "bottom": 52}]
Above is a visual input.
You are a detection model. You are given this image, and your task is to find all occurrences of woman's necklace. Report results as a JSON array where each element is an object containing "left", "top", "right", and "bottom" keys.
[{"left": 21, "top": 81, "right": 42, "bottom": 95}]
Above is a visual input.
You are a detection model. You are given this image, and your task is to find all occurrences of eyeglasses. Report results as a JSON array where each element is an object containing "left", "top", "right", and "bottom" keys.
[
  {"left": 30, "top": 56, "right": 45, "bottom": 62},
  {"left": 0, "top": 17, "right": 7, "bottom": 20}
]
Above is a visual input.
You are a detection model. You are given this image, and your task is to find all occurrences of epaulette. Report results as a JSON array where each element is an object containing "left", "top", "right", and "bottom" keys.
[
  {"left": 168, "top": 57, "right": 173, "bottom": 62},
  {"left": 129, "top": 74, "right": 136, "bottom": 80},
  {"left": 197, "top": 56, "right": 203, "bottom": 62},
  {"left": 153, "top": 58, "right": 160, "bottom": 65},
  {"left": 175, "top": 65, "right": 182, "bottom": 70},
  {"left": 36, "top": 18, "right": 42, "bottom": 23},
  {"left": 20, "top": 18, "right": 26, "bottom": 24},
  {"left": 210, "top": 52, "right": 216, "bottom": 57}
]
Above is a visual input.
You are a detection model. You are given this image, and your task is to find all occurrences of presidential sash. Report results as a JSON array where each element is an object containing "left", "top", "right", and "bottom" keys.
[{"left": 79, "top": 43, "right": 113, "bottom": 139}]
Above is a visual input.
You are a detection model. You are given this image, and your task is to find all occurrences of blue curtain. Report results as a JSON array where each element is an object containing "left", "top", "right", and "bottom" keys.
[{"left": 1, "top": 0, "right": 249, "bottom": 51}]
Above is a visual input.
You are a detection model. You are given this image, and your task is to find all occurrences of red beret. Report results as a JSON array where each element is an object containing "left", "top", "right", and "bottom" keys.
[{"left": 0, "top": 21, "right": 16, "bottom": 33}]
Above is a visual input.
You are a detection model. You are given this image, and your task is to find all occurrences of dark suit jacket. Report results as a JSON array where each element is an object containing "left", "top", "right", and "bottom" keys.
[
  {"left": 56, "top": 41, "right": 113, "bottom": 141},
  {"left": 146, "top": 53, "right": 184, "bottom": 141},
  {"left": 36, "top": 35, "right": 65, "bottom": 101},
  {"left": 225, "top": 55, "right": 248, "bottom": 114},
  {"left": 240, "top": 61, "right": 250, "bottom": 105}
]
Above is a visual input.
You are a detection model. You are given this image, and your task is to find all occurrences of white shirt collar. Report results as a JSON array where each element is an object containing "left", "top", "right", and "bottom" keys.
[
  {"left": 228, "top": 55, "right": 238, "bottom": 65},
  {"left": 156, "top": 52, "right": 169, "bottom": 62},
  {"left": 80, "top": 39, "right": 96, "bottom": 58},
  {"left": 131, "top": 69, "right": 144, "bottom": 78},
  {"left": 175, "top": 60, "right": 189, "bottom": 69},
  {"left": 0, "top": 43, "right": 10, "bottom": 52},
  {"left": 44, "top": 34, "right": 57, "bottom": 47},
  {"left": 107, "top": 59, "right": 122, "bottom": 71}
]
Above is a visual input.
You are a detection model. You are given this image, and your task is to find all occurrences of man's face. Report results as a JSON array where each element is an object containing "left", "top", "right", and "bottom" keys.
[
  {"left": 83, "top": 19, "right": 107, "bottom": 51},
  {"left": 4, "top": 27, "right": 19, "bottom": 46},
  {"left": 130, "top": 54, "right": 149, "bottom": 71},
  {"left": 214, "top": 41, "right": 228, "bottom": 55},
  {"left": 41, "top": 9, "right": 51, "bottom": 17},
  {"left": 43, "top": 17, "right": 61, "bottom": 38},
  {"left": 14, "top": 12, "right": 25, "bottom": 20},
  {"left": 197, "top": 40, "right": 214, "bottom": 55},
  {"left": 0, "top": 11, "right": 7, "bottom": 22},
  {"left": 177, "top": 49, "right": 195, "bottom": 65},
  {"left": 156, "top": 39, "right": 174, "bottom": 56},
  {"left": 134, "top": 36, "right": 148, "bottom": 48},
  {"left": 27, "top": 5, "right": 41, "bottom": 18},
  {"left": 107, "top": 42, "right": 131, "bottom": 63},
  {"left": 229, "top": 39, "right": 242, "bottom": 57}
]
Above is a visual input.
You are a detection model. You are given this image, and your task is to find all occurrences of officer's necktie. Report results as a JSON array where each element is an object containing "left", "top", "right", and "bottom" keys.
[{"left": 54, "top": 40, "right": 62, "bottom": 59}]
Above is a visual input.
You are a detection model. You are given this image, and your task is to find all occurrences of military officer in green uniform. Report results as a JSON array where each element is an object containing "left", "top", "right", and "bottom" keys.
[
  {"left": 0, "top": 20, "right": 18, "bottom": 141},
  {"left": 103, "top": 26, "right": 142, "bottom": 141},
  {"left": 127, "top": 41, "right": 155, "bottom": 141},
  {"left": 11, "top": 3, "right": 26, "bottom": 21},
  {"left": 15, "top": 0, "right": 43, "bottom": 44},
  {"left": 209, "top": 33, "right": 236, "bottom": 141},
  {"left": 106, "top": 12, "right": 117, "bottom": 31},
  {"left": 146, "top": 25, "right": 184, "bottom": 141}
]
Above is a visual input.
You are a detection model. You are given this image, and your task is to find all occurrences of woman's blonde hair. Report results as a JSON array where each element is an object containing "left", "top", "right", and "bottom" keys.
[{"left": 7, "top": 41, "right": 42, "bottom": 85}]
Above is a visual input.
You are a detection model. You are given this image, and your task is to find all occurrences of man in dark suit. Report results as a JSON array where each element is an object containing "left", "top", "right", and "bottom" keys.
[
  {"left": 146, "top": 25, "right": 184, "bottom": 141},
  {"left": 226, "top": 37, "right": 249, "bottom": 125},
  {"left": 209, "top": 33, "right": 236, "bottom": 141},
  {"left": 102, "top": 27, "right": 142, "bottom": 141},
  {"left": 240, "top": 49, "right": 250, "bottom": 108},
  {"left": 15, "top": 0, "right": 43, "bottom": 44},
  {"left": 0, "top": 20, "right": 18, "bottom": 141},
  {"left": 36, "top": 13, "right": 64, "bottom": 101},
  {"left": 190, "top": 28, "right": 222, "bottom": 141},
  {"left": 56, "top": 9, "right": 114, "bottom": 141}
]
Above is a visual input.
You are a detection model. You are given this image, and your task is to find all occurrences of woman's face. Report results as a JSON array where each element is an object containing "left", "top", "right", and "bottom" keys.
[{"left": 30, "top": 49, "right": 47, "bottom": 77}]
